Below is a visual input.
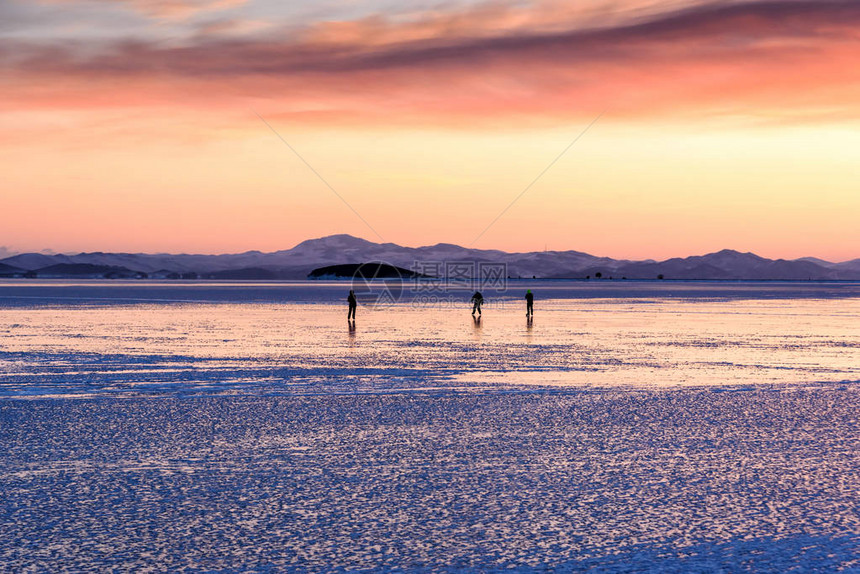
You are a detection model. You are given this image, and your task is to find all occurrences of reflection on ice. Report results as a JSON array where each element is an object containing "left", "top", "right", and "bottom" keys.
[{"left": 0, "top": 288, "right": 857, "bottom": 397}]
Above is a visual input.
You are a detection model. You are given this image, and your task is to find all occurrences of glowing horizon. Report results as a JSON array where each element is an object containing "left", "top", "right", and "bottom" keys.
[{"left": 2, "top": 0, "right": 859, "bottom": 261}]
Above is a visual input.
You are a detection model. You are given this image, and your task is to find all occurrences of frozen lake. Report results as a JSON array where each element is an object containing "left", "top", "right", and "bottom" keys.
[{"left": 1, "top": 280, "right": 859, "bottom": 571}]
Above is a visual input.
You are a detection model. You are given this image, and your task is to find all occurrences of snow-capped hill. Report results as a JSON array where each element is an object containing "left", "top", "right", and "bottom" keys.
[
  {"left": 0, "top": 235, "right": 857, "bottom": 280},
  {"left": 291, "top": 234, "right": 380, "bottom": 252},
  {"left": 1, "top": 252, "right": 76, "bottom": 270},
  {"left": 835, "top": 258, "right": 860, "bottom": 273}
]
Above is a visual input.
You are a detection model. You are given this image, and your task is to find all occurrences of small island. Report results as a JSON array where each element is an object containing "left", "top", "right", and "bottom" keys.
[{"left": 307, "top": 262, "right": 423, "bottom": 280}]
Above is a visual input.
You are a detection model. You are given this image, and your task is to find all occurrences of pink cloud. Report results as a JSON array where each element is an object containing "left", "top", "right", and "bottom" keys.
[{"left": 3, "top": 1, "right": 860, "bottom": 127}]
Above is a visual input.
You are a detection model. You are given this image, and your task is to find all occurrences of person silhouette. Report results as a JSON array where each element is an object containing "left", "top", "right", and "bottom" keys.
[
  {"left": 347, "top": 289, "right": 357, "bottom": 321},
  {"left": 525, "top": 289, "right": 534, "bottom": 317},
  {"left": 471, "top": 291, "right": 484, "bottom": 315}
]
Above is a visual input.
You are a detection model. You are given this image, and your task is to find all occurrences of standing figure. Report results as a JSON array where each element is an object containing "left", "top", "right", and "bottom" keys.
[
  {"left": 471, "top": 291, "right": 484, "bottom": 316},
  {"left": 525, "top": 289, "right": 534, "bottom": 317},
  {"left": 347, "top": 289, "right": 357, "bottom": 321}
]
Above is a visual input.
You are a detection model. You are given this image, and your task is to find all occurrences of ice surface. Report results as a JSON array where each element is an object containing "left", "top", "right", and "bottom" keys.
[
  {"left": 1, "top": 281, "right": 859, "bottom": 571},
  {"left": 1, "top": 281, "right": 857, "bottom": 397}
]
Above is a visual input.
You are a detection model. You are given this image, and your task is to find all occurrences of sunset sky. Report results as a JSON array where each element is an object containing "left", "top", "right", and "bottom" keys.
[{"left": 2, "top": 0, "right": 859, "bottom": 260}]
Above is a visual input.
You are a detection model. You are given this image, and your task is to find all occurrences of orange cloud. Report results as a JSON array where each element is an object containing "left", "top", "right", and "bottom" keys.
[{"left": 3, "top": 0, "right": 860, "bottom": 129}]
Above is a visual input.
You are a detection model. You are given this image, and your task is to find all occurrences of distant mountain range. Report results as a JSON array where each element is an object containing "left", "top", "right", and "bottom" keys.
[{"left": 1, "top": 235, "right": 859, "bottom": 280}]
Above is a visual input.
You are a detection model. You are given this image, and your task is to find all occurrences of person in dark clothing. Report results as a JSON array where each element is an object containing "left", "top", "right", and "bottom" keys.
[
  {"left": 525, "top": 289, "right": 534, "bottom": 317},
  {"left": 347, "top": 289, "right": 357, "bottom": 320},
  {"left": 471, "top": 291, "right": 484, "bottom": 315}
]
